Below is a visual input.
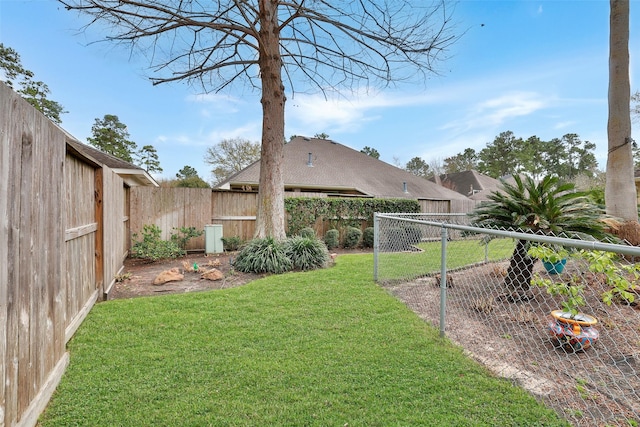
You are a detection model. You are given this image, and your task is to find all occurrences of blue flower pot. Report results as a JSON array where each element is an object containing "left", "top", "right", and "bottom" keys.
[{"left": 543, "top": 259, "right": 566, "bottom": 274}]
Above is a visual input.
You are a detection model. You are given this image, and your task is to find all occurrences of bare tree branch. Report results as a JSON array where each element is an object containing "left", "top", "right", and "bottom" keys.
[
  {"left": 60, "top": 0, "right": 458, "bottom": 94},
  {"left": 58, "top": 0, "right": 460, "bottom": 239}
]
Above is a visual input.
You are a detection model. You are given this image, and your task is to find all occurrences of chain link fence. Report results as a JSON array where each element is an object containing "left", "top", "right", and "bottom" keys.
[{"left": 374, "top": 213, "right": 640, "bottom": 426}]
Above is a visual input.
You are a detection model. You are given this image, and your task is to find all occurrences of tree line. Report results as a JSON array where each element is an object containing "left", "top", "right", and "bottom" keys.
[{"left": 444, "top": 130, "right": 598, "bottom": 180}]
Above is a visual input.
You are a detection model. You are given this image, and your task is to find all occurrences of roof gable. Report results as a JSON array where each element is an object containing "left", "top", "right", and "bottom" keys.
[
  {"left": 435, "top": 170, "right": 501, "bottom": 197},
  {"left": 221, "top": 136, "right": 469, "bottom": 200}
]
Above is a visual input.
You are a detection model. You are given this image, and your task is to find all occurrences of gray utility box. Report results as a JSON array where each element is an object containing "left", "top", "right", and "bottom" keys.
[{"left": 204, "top": 224, "right": 224, "bottom": 254}]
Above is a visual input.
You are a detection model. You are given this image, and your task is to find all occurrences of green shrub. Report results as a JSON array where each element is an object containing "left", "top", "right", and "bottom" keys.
[
  {"left": 284, "top": 197, "right": 420, "bottom": 233},
  {"left": 362, "top": 227, "right": 375, "bottom": 248},
  {"left": 324, "top": 229, "right": 340, "bottom": 249},
  {"left": 170, "top": 226, "right": 204, "bottom": 249},
  {"left": 284, "top": 236, "right": 329, "bottom": 271},
  {"left": 233, "top": 237, "right": 292, "bottom": 274},
  {"left": 298, "top": 227, "right": 316, "bottom": 239},
  {"left": 343, "top": 226, "right": 363, "bottom": 249},
  {"left": 221, "top": 236, "right": 243, "bottom": 252},
  {"left": 131, "top": 224, "right": 186, "bottom": 261}
]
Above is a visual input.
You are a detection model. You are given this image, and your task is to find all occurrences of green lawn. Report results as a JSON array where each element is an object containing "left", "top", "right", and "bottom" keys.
[
  {"left": 377, "top": 238, "right": 515, "bottom": 281},
  {"left": 40, "top": 252, "right": 566, "bottom": 427}
]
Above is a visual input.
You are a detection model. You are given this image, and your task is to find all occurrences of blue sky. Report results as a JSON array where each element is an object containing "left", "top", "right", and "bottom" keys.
[{"left": 2, "top": 1, "right": 639, "bottom": 182}]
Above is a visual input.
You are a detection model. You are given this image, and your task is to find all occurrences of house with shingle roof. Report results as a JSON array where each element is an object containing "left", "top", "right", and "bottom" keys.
[
  {"left": 217, "top": 136, "right": 473, "bottom": 210},
  {"left": 430, "top": 170, "right": 501, "bottom": 201}
]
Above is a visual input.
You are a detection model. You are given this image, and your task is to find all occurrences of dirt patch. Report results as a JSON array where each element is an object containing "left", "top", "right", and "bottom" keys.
[
  {"left": 385, "top": 261, "right": 640, "bottom": 426},
  {"left": 108, "top": 252, "right": 263, "bottom": 300},
  {"left": 108, "top": 248, "right": 369, "bottom": 300}
]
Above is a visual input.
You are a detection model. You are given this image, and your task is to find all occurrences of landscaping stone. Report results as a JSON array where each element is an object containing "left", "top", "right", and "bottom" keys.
[{"left": 153, "top": 268, "right": 184, "bottom": 285}]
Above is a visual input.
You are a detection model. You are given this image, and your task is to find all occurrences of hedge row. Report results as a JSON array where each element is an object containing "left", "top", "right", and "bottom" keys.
[{"left": 284, "top": 197, "right": 420, "bottom": 236}]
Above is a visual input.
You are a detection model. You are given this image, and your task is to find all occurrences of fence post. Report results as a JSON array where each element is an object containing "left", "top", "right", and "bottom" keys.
[
  {"left": 485, "top": 238, "right": 489, "bottom": 263},
  {"left": 373, "top": 213, "right": 379, "bottom": 281},
  {"left": 439, "top": 225, "right": 448, "bottom": 338}
]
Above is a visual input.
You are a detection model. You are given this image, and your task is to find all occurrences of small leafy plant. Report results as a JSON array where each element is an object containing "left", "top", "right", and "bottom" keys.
[
  {"left": 131, "top": 224, "right": 186, "bottom": 261},
  {"left": 170, "top": 226, "right": 203, "bottom": 249},
  {"left": 529, "top": 246, "right": 584, "bottom": 316},
  {"left": 580, "top": 250, "right": 639, "bottom": 306},
  {"left": 528, "top": 244, "right": 568, "bottom": 264},
  {"left": 221, "top": 236, "right": 243, "bottom": 252},
  {"left": 529, "top": 246, "right": 639, "bottom": 316}
]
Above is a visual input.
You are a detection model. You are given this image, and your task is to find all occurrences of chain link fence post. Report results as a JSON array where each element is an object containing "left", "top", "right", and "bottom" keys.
[{"left": 439, "top": 225, "right": 448, "bottom": 338}]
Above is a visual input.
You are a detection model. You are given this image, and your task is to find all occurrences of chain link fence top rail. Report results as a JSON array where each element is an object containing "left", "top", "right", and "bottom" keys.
[{"left": 374, "top": 213, "right": 640, "bottom": 427}]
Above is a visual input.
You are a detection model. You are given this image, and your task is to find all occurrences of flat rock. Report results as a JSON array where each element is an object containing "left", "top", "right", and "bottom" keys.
[
  {"left": 153, "top": 268, "right": 184, "bottom": 285},
  {"left": 202, "top": 268, "right": 224, "bottom": 281}
]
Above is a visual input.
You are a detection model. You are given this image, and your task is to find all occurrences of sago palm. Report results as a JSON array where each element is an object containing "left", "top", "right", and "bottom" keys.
[{"left": 470, "top": 175, "right": 610, "bottom": 301}]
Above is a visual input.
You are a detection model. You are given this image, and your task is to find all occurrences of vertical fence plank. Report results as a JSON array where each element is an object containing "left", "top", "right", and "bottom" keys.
[{"left": 0, "top": 80, "right": 9, "bottom": 427}]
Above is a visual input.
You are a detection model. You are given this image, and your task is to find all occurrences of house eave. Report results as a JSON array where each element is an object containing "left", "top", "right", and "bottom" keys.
[{"left": 111, "top": 168, "right": 159, "bottom": 187}]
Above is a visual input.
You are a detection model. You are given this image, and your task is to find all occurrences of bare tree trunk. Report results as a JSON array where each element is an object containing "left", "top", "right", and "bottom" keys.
[
  {"left": 606, "top": 0, "right": 640, "bottom": 244},
  {"left": 255, "top": 0, "right": 286, "bottom": 240}
]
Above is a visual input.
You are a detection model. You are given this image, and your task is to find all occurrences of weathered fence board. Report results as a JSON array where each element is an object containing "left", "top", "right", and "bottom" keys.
[
  {"left": 63, "top": 154, "right": 98, "bottom": 337},
  {"left": 0, "top": 82, "right": 66, "bottom": 427},
  {"left": 0, "top": 81, "right": 130, "bottom": 427},
  {"left": 130, "top": 187, "right": 212, "bottom": 250},
  {"left": 211, "top": 191, "right": 258, "bottom": 241},
  {"left": 102, "top": 167, "right": 127, "bottom": 297},
  {"left": 0, "top": 74, "right": 10, "bottom": 427}
]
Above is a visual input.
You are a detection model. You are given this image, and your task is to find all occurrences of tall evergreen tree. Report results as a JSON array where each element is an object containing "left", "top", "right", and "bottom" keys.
[
  {"left": 443, "top": 148, "right": 478, "bottom": 173},
  {"left": 405, "top": 157, "right": 430, "bottom": 178},
  {"left": 478, "top": 131, "right": 523, "bottom": 178},
  {"left": 136, "top": 145, "right": 163, "bottom": 174},
  {"left": 87, "top": 114, "right": 138, "bottom": 163},
  {"left": 0, "top": 43, "right": 66, "bottom": 124}
]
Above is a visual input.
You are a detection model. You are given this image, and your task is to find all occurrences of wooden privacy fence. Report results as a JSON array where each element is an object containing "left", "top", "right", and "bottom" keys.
[
  {"left": 1, "top": 82, "right": 132, "bottom": 427},
  {"left": 130, "top": 189, "right": 480, "bottom": 249}
]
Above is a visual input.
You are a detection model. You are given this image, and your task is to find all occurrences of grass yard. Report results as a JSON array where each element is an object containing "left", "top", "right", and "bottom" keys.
[
  {"left": 40, "top": 252, "right": 566, "bottom": 427},
  {"left": 377, "top": 238, "right": 515, "bottom": 281}
]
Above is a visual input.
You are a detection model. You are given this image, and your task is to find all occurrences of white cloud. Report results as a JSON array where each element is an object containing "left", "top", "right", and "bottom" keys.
[
  {"left": 440, "top": 91, "right": 549, "bottom": 135},
  {"left": 286, "top": 90, "right": 439, "bottom": 134},
  {"left": 155, "top": 120, "right": 262, "bottom": 148},
  {"left": 186, "top": 92, "right": 255, "bottom": 117},
  {"left": 553, "top": 120, "right": 576, "bottom": 130}
]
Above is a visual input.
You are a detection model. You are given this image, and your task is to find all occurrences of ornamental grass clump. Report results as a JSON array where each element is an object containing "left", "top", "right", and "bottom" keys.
[
  {"left": 284, "top": 236, "right": 330, "bottom": 271},
  {"left": 233, "top": 237, "right": 292, "bottom": 274}
]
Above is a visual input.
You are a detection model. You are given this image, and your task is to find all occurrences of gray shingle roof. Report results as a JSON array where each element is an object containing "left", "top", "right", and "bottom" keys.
[
  {"left": 435, "top": 170, "right": 501, "bottom": 198},
  {"left": 220, "top": 136, "right": 469, "bottom": 200}
]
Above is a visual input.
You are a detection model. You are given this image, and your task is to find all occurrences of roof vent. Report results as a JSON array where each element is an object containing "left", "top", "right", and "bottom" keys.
[
  {"left": 307, "top": 153, "right": 313, "bottom": 167},
  {"left": 403, "top": 182, "right": 408, "bottom": 193}
]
